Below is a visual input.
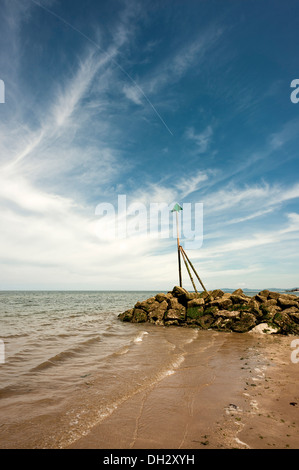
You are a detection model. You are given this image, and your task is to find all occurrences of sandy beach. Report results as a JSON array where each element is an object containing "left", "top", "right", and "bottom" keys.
[{"left": 69, "top": 330, "right": 299, "bottom": 450}]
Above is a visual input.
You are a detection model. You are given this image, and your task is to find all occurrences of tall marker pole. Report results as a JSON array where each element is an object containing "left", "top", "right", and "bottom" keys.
[{"left": 171, "top": 203, "right": 183, "bottom": 287}]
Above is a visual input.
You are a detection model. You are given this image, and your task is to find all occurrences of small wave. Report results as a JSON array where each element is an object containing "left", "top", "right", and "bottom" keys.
[
  {"left": 0, "top": 383, "right": 29, "bottom": 399},
  {"left": 133, "top": 331, "right": 149, "bottom": 344},
  {"left": 184, "top": 329, "right": 199, "bottom": 344},
  {"left": 1, "top": 333, "right": 29, "bottom": 339},
  {"left": 30, "top": 336, "right": 101, "bottom": 372},
  {"left": 113, "top": 346, "right": 130, "bottom": 356},
  {"left": 234, "top": 437, "right": 250, "bottom": 449},
  {"left": 164, "top": 354, "right": 185, "bottom": 377},
  {"left": 62, "top": 353, "right": 185, "bottom": 448},
  {"left": 105, "top": 331, "right": 149, "bottom": 355}
]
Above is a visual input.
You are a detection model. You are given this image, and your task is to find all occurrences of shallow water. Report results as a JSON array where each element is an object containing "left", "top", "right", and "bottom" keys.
[
  {"left": 0, "top": 289, "right": 297, "bottom": 448},
  {"left": 0, "top": 291, "right": 196, "bottom": 448}
]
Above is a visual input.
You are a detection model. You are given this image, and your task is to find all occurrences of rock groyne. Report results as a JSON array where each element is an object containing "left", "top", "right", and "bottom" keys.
[{"left": 118, "top": 286, "right": 299, "bottom": 335}]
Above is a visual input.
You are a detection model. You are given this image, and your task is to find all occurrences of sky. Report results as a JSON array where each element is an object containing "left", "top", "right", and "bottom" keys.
[{"left": 0, "top": 0, "right": 299, "bottom": 291}]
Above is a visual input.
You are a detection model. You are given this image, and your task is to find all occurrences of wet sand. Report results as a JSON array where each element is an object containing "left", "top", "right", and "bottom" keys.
[{"left": 69, "top": 330, "right": 299, "bottom": 449}]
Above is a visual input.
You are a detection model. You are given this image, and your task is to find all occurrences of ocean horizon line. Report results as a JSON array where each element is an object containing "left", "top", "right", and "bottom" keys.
[{"left": 0, "top": 287, "right": 297, "bottom": 292}]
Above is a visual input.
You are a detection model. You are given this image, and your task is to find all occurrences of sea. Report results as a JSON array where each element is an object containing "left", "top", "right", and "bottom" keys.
[{"left": 0, "top": 289, "right": 298, "bottom": 449}]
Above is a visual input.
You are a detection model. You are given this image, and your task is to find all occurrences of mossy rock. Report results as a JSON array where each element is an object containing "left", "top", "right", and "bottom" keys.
[
  {"left": 268, "top": 292, "right": 281, "bottom": 300},
  {"left": 199, "top": 291, "right": 211, "bottom": 300},
  {"left": 231, "top": 312, "right": 256, "bottom": 333},
  {"left": 132, "top": 308, "right": 148, "bottom": 323},
  {"left": 259, "top": 290, "right": 271, "bottom": 299},
  {"left": 211, "top": 317, "right": 234, "bottom": 332},
  {"left": 155, "top": 293, "right": 169, "bottom": 303},
  {"left": 185, "top": 292, "right": 202, "bottom": 301},
  {"left": 263, "top": 299, "right": 278, "bottom": 307},
  {"left": 255, "top": 294, "right": 267, "bottom": 303},
  {"left": 231, "top": 294, "right": 250, "bottom": 305},
  {"left": 285, "top": 309, "right": 299, "bottom": 324},
  {"left": 204, "top": 306, "right": 219, "bottom": 316},
  {"left": 118, "top": 308, "right": 134, "bottom": 322},
  {"left": 211, "top": 289, "right": 225, "bottom": 299},
  {"left": 210, "top": 298, "right": 233, "bottom": 309},
  {"left": 165, "top": 308, "right": 186, "bottom": 322},
  {"left": 135, "top": 299, "right": 160, "bottom": 313},
  {"left": 187, "top": 306, "right": 204, "bottom": 320},
  {"left": 278, "top": 297, "right": 299, "bottom": 309},
  {"left": 214, "top": 310, "right": 240, "bottom": 319},
  {"left": 187, "top": 298, "right": 205, "bottom": 308},
  {"left": 232, "top": 288, "right": 244, "bottom": 296},
  {"left": 261, "top": 305, "right": 281, "bottom": 322},
  {"left": 148, "top": 301, "right": 168, "bottom": 323},
  {"left": 196, "top": 314, "right": 214, "bottom": 329},
  {"left": 273, "top": 311, "right": 299, "bottom": 334},
  {"left": 228, "top": 303, "right": 251, "bottom": 312},
  {"left": 260, "top": 304, "right": 270, "bottom": 315}
]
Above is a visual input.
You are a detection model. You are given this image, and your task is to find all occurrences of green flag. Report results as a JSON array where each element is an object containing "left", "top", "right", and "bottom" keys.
[{"left": 171, "top": 203, "right": 183, "bottom": 212}]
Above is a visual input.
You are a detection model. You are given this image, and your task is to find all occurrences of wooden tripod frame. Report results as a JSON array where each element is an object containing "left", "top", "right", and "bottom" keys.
[{"left": 178, "top": 245, "right": 208, "bottom": 294}]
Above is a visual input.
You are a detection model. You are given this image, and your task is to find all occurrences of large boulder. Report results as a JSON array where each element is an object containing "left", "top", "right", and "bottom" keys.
[
  {"left": 249, "top": 323, "right": 280, "bottom": 335},
  {"left": 278, "top": 297, "right": 299, "bottom": 309},
  {"left": 118, "top": 308, "right": 134, "bottom": 322},
  {"left": 186, "top": 297, "right": 205, "bottom": 320},
  {"left": 214, "top": 310, "right": 241, "bottom": 319},
  {"left": 259, "top": 290, "right": 271, "bottom": 299},
  {"left": 196, "top": 314, "right": 215, "bottom": 329},
  {"left": 273, "top": 311, "right": 299, "bottom": 334},
  {"left": 268, "top": 292, "right": 281, "bottom": 301},
  {"left": 210, "top": 297, "right": 233, "bottom": 309},
  {"left": 232, "top": 288, "right": 244, "bottom": 296},
  {"left": 148, "top": 300, "right": 168, "bottom": 324},
  {"left": 231, "top": 312, "right": 257, "bottom": 333},
  {"left": 210, "top": 289, "right": 225, "bottom": 299},
  {"left": 171, "top": 286, "right": 189, "bottom": 298},
  {"left": 135, "top": 297, "right": 158, "bottom": 312},
  {"left": 211, "top": 317, "right": 234, "bottom": 332},
  {"left": 186, "top": 306, "right": 204, "bottom": 321},
  {"left": 132, "top": 308, "right": 148, "bottom": 323},
  {"left": 231, "top": 294, "right": 250, "bottom": 305},
  {"left": 164, "top": 297, "right": 186, "bottom": 322},
  {"left": 155, "top": 293, "right": 170, "bottom": 303},
  {"left": 170, "top": 286, "right": 189, "bottom": 307}
]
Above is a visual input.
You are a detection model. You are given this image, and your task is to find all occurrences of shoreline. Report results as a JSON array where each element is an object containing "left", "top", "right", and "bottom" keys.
[{"left": 68, "top": 330, "right": 299, "bottom": 450}]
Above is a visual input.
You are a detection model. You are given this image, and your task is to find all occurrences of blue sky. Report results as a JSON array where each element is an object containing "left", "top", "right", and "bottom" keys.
[{"left": 0, "top": 0, "right": 299, "bottom": 290}]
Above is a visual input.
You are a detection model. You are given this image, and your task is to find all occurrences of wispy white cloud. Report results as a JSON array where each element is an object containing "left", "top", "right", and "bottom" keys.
[
  {"left": 145, "top": 26, "right": 224, "bottom": 94},
  {"left": 122, "top": 84, "right": 143, "bottom": 105},
  {"left": 203, "top": 182, "right": 299, "bottom": 214},
  {"left": 185, "top": 126, "right": 213, "bottom": 154},
  {"left": 268, "top": 118, "right": 299, "bottom": 150},
  {"left": 176, "top": 170, "right": 210, "bottom": 199}
]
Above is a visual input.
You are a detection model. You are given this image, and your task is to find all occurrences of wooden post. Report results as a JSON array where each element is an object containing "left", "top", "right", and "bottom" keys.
[{"left": 176, "top": 211, "right": 182, "bottom": 287}]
